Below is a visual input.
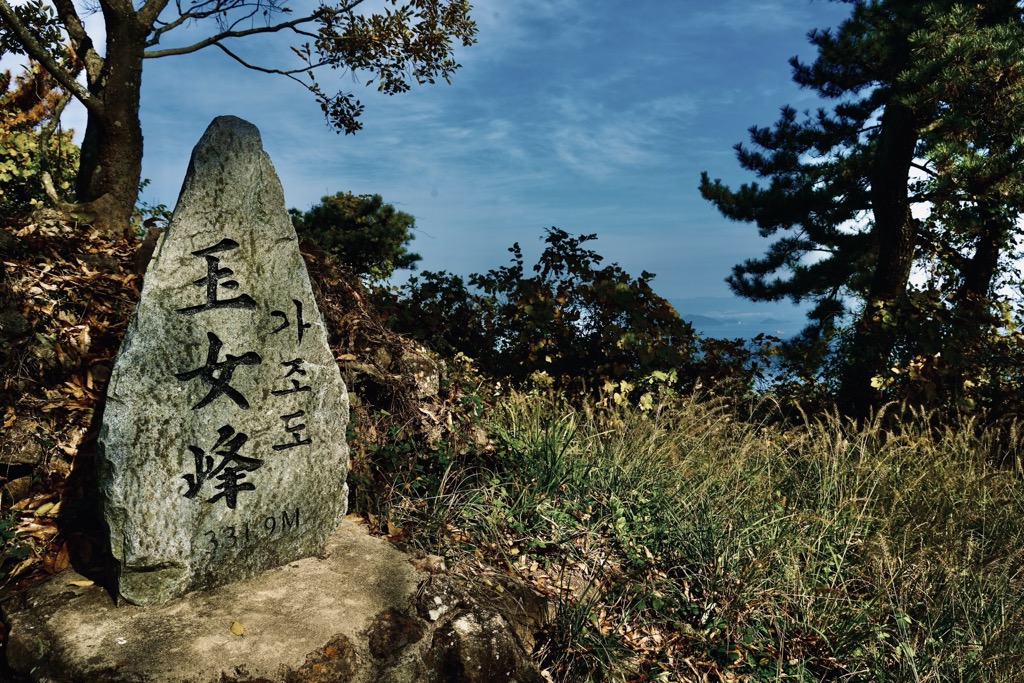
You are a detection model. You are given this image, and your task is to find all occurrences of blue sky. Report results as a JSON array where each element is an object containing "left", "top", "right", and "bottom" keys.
[{"left": 18, "top": 1, "right": 855, "bottom": 330}]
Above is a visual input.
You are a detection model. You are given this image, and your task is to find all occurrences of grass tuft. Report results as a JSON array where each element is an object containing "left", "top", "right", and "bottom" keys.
[{"left": 389, "top": 391, "right": 1024, "bottom": 681}]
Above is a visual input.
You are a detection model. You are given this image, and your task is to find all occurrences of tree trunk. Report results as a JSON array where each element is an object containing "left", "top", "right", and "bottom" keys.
[
  {"left": 838, "top": 102, "right": 918, "bottom": 417},
  {"left": 75, "top": 5, "right": 147, "bottom": 227},
  {"left": 939, "top": 213, "right": 1008, "bottom": 401},
  {"left": 958, "top": 215, "right": 1005, "bottom": 304}
]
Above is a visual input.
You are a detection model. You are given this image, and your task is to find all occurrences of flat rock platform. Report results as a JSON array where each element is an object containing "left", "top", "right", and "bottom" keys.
[{"left": 2, "top": 519, "right": 422, "bottom": 682}]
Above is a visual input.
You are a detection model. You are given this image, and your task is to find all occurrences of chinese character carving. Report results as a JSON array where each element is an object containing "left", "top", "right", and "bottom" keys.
[
  {"left": 271, "top": 358, "right": 312, "bottom": 396},
  {"left": 175, "top": 331, "right": 263, "bottom": 409},
  {"left": 273, "top": 410, "right": 313, "bottom": 450},
  {"left": 271, "top": 299, "right": 312, "bottom": 344},
  {"left": 182, "top": 425, "right": 264, "bottom": 509},
  {"left": 177, "top": 238, "right": 258, "bottom": 315}
]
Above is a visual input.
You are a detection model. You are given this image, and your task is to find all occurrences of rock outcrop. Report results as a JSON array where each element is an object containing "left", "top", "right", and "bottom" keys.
[
  {"left": 1, "top": 520, "right": 545, "bottom": 683},
  {"left": 96, "top": 116, "right": 350, "bottom": 605}
]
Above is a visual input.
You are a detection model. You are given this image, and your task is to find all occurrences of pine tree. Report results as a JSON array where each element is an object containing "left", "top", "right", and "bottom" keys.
[
  {"left": 292, "top": 192, "right": 421, "bottom": 280},
  {"left": 700, "top": 0, "right": 1024, "bottom": 416}
]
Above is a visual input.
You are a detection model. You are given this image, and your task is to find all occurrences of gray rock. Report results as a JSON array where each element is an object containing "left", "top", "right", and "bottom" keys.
[
  {"left": 96, "top": 116, "right": 350, "bottom": 605},
  {"left": 366, "top": 609, "right": 426, "bottom": 659},
  {"left": 0, "top": 422, "right": 45, "bottom": 467},
  {"left": 397, "top": 345, "right": 444, "bottom": 399},
  {"left": 2, "top": 475, "right": 32, "bottom": 504},
  {"left": 412, "top": 575, "right": 547, "bottom": 682},
  {"left": 1, "top": 520, "right": 544, "bottom": 683},
  {"left": 1, "top": 521, "right": 418, "bottom": 682},
  {"left": 428, "top": 610, "right": 544, "bottom": 683}
]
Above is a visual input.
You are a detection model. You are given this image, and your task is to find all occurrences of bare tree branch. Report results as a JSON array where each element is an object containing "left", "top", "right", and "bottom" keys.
[
  {"left": 226, "top": 6, "right": 264, "bottom": 32},
  {"left": 213, "top": 41, "right": 329, "bottom": 78},
  {"left": 39, "top": 88, "right": 74, "bottom": 206},
  {"left": 40, "top": 85, "right": 73, "bottom": 147},
  {"left": 148, "top": 0, "right": 257, "bottom": 45},
  {"left": 138, "top": 0, "right": 172, "bottom": 29},
  {"left": 0, "top": 0, "right": 99, "bottom": 113},
  {"left": 148, "top": 14, "right": 192, "bottom": 46},
  {"left": 51, "top": 0, "right": 105, "bottom": 86},
  {"left": 910, "top": 161, "right": 939, "bottom": 178},
  {"left": 144, "top": 14, "right": 318, "bottom": 58},
  {"left": 145, "top": 0, "right": 369, "bottom": 51},
  {"left": 50, "top": 0, "right": 86, "bottom": 49}
]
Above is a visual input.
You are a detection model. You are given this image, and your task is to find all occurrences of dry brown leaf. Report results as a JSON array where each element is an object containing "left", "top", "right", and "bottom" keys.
[
  {"left": 8, "top": 556, "right": 36, "bottom": 579},
  {"left": 27, "top": 527, "right": 57, "bottom": 541},
  {"left": 43, "top": 544, "right": 69, "bottom": 574},
  {"left": 22, "top": 493, "right": 56, "bottom": 510},
  {"left": 75, "top": 326, "right": 91, "bottom": 353}
]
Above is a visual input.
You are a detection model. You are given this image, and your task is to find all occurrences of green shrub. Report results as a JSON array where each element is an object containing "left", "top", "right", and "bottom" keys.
[
  {"left": 292, "top": 191, "right": 420, "bottom": 280},
  {"left": 0, "top": 64, "right": 79, "bottom": 217},
  {"left": 382, "top": 227, "right": 705, "bottom": 399}
]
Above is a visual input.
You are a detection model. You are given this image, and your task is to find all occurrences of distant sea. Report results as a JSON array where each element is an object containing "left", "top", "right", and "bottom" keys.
[{"left": 669, "top": 297, "right": 807, "bottom": 340}]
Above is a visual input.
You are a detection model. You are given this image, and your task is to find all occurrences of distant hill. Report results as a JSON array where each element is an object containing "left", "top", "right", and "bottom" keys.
[
  {"left": 670, "top": 297, "right": 807, "bottom": 340},
  {"left": 682, "top": 313, "right": 733, "bottom": 328}
]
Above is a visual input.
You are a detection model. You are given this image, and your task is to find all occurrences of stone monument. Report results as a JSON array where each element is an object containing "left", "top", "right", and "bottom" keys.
[{"left": 97, "top": 116, "right": 350, "bottom": 605}]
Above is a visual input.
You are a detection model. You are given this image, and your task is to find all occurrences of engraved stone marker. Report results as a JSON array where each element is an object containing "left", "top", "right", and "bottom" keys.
[{"left": 97, "top": 116, "right": 350, "bottom": 605}]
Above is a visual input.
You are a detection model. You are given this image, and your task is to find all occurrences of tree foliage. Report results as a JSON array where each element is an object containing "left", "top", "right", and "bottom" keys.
[
  {"left": 0, "top": 61, "right": 78, "bottom": 217},
  {"left": 0, "top": 0, "right": 476, "bottom": 221},
  {"left": 382, "top": 228, "right": 704, "bottom": 398},
  {"left": 292, "top": 191, "right": 421, "bottom": 279},
  {"left": 700, "top": 0, "right": 1024, "bottom": 416}
]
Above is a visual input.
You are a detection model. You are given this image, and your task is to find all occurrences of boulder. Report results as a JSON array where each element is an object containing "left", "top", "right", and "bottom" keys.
[
  {"left": 428, "top": 610, "right": 544, "bottom": 683},
  {"left": 96, "top": 116, "right": 350, "bottom": 605},
  {"left": 1, "top": 520, "right": 546, "bottom": 683}
]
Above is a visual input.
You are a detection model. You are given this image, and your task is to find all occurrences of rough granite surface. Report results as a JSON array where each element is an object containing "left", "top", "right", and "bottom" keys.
[
  {"left": 1, "top": 520, "right": 420, "bottom": 682},
  {"left": 96, "top": 115, "right": 350, "bottom": 605}
]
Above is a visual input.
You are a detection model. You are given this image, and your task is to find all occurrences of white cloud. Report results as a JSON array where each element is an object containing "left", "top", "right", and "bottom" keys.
[
  {"left": 470, "top": 0, "right": 595, "bottom": 55},
  {"left": 683, "top": 0, "right": 837, "bottom": 33},
  {"left": 3, "top": 0, "right": 854, "bottom": 303}
]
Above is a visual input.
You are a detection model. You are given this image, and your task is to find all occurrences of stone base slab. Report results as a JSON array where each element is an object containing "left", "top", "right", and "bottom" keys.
[{"left": 2, "top": 519, "right": 420, "bottom": 682}]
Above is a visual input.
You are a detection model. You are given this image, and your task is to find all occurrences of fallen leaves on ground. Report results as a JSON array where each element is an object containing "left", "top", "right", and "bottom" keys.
[{"left": 1, "top": 215, "right": 140, "bottom": 593}]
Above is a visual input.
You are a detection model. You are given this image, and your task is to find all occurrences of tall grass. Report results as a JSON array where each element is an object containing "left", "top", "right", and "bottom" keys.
[{"left": 392, "top": 392, "right": 1024, "bottom": 681}]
